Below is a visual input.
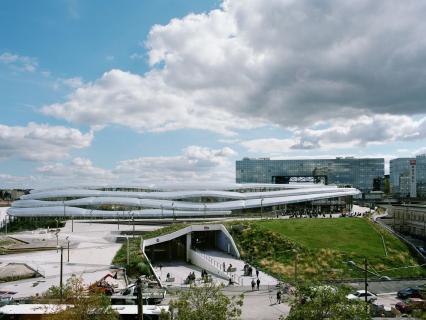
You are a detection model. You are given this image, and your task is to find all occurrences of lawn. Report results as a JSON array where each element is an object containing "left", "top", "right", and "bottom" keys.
[
  {"left": 257, "top": 218, "right": 385, "bottom": 257},
  {"left": 227, "top": 218, "right": 426, "bottom": 282}
]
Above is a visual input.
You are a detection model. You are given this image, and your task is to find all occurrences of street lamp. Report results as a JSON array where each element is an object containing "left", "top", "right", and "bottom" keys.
[
  {"left": 55, "top": 231, "right": 60, "bottom": 253},
  {"left": 260, "top": 196, "right": 264, "bottom": 219},
  {"left": 66, "top": 236, "right": 70, "bottom": 262},
  {"left": 132, "top": 212, "right": 135, "bottom": 238},
  {"left": 59, "top": 246, "right": 64, "bottom": 303},
  {"left": 172, "top": 202, "right": 175, "bottom": 222}
]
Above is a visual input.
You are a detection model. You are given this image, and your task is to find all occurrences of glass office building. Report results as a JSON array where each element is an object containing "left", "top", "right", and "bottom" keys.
[
  {"left": 236, "top": 157, "right": 384, "bottom": 193},
  {"left": 390, "top": 155, "right": 426, "bottom": 198}
]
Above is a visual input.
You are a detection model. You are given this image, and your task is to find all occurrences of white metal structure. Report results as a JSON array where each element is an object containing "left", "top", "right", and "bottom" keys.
[{"left": 7, "top": 183, "right": 360, "bottom": 218}]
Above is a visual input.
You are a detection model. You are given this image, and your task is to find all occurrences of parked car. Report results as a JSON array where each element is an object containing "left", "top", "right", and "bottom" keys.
[
  {"left": 397, "top": 287, "right": 422, "bottom": 300},
  {"left": 396, "top": 298, "right": 426, "bottom": 314},
  {"left": 346, "top": 290, "right": 377, "bottom": 302}
]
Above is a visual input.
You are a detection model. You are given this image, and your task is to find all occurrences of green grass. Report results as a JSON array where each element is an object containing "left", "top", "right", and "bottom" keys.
[
  {"left": 112, "top": 237, "right": 151, "bottom": 279},
  {"left": 143, "top": 223, "right": 189, "bottom": 240},
  {"left": 227, "top": 218, "right": 426, "bottom": 282},
  {"left": 258, "top": 218, "right": 385, "bottom": 256}
]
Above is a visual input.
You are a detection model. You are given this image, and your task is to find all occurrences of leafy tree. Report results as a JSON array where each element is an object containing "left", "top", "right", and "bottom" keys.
[
  {"left": 283, "top": 283, "right": 371, "bottom": 320},
  {"left": 169, "top": 283, "right": 243, "bottom": 320},
  {"left": 39, "top": 276, "right": 119, "bottom": 320},
  {"left": 384, "top": 177, "right": 390, "bottom": 195}
]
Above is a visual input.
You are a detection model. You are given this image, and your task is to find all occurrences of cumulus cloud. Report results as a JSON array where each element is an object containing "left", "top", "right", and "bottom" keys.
[
  {"left": 0, "top": 123, "right": 93, "bottom": 161},
  {"left": 0, "top": 52, "right": 38, "bottom": 72},
  {"left": 0, "top": 174, "right": 36, "bottom": 188},
  {"left": 42, "top": 0, "right": 426, "bottom": 140},
  {"left": 114, "top": 146, "right": 236, "bottom": 183},
  {"left": 242, "top": 115, "right": 426, "bottom": 153},
  {"left": 37, "top": 157, "right": 114, "bottom": 181}
]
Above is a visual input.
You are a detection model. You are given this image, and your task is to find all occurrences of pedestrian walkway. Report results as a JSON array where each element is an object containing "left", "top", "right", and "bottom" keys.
[
  {"left": 196, "top": 249, "right": 278, "bottom": 287},
  {"left": 152, "top": 261, "right": 228, "bottom": 287}
]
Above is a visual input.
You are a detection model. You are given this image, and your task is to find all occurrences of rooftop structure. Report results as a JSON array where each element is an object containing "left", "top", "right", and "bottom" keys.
[
  {"left": 236, "top": 158, "right": 384, "bottom": 194},
  {"left": 8, "top": 183, "right": 360, "bottom": 218}
]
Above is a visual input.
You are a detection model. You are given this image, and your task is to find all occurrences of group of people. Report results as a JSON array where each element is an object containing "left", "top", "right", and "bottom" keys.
[
  {"left": 185, "top": 271, "right": 196, "bottom": 284},
  {"left": 243, "top": 264, "right": 258, "bottom": 277},
  {"left": 251, "top": 278, "right": 261, "bottom": 291}
]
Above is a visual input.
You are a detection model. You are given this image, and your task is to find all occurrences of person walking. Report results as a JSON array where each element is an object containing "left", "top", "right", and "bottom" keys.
[
  {"left": 256, "top": 269, "right": 259, "bottom": 278},
  {"left": 276, "top": 290, "right": 282, "bottom": 304},
  {"left": 256, "top": 278, "right": 260, "bottom": 290},
  {"left": 251, "top": 279, "right": 255, "bottom": 291}
]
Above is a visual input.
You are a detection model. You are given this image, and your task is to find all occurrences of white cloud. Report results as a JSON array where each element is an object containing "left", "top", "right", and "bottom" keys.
[
  {"left": 129, "top": 53, "right": 144, "bottom": 60},
  {"left": 0, "top": 174, "right": 36, "bottom": 188},
  {"left": 0, "top": 52, "right": 38, "bottom": 72},
  {"left": 0, "top": 123, "right": 93, "bottom": 161},
  {"left": 241, "top": 115, "right": 426, "bottom": 153},
  {"left": 114, "top": 146, "right": 236, "bottom": 183},
  {"left": 37, "top": 157, "right": 114, "bottom": 181},
  {"left": 41, "top": 0, "right": 426, "bottom": 144}
]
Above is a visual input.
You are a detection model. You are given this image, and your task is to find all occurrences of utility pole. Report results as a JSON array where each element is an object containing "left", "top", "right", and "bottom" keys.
[
  {"left": 60, "top": 246, "right": 64, "bottom": 303},
  {"left": 136, "top": 278, "right": 143, "bottom": 320},
  {"left": 71, "top": 216, "right": 74, "bottom": 232}
]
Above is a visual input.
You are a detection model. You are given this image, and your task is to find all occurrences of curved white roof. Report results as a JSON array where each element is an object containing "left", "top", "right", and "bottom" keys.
[{"left": 8, "top": 183, "right": 360, "bottom": 218}]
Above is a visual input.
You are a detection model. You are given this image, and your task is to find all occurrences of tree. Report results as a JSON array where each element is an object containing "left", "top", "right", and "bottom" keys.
[
  {"left": 283, "top": 283, "right": 371, "bottom": 320},
  {"left": 384, "top": 177, "right": 390, "bottom": 195},
  {"left": 38, "top": 276, "right": 119, "bottom": 320},
  {"left": 169, "top": 283, "right": 244, "bottom": 320}
]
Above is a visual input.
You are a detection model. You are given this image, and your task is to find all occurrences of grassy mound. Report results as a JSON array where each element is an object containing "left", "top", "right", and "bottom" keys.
[
  {"left": 112, "top": 237, "right": 151, "bottom": 278},
  {"left": 143, "top": 223, "right": 189, "bottom": 240},
  {"left": 228, "top": 218, "right": 426, "bottom": 282}
]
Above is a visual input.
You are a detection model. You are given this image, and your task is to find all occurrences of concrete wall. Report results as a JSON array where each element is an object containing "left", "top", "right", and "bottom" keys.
[{"left": 215, "top": 231, "right": 238, "bottom": 257}]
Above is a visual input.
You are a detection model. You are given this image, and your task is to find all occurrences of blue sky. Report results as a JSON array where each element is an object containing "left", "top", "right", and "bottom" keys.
[{"left": 1, "top": 0, "right": 426, "bottom": 188}]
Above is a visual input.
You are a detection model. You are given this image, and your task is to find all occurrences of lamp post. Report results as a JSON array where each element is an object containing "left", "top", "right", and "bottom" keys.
[
  {"left": 59, "top": 246, "right": 64, "bottom": 303},
  {"left": 66, "top": 236, "right": 70, "bottom": 262},
  {"left": 55, "top": 231, "right": 59, "bottom": 253},
  {"left": 172, "top": 202, "right": 175, "bottom": 222},
  {"left": 136, "top": 278, "right": 143, "bottom": 320},
  {"left": 260, "top": 196, "right": 264, "bottom": 219},
  {"left": 132, "top": 212, "right": 135, "bottom": 238}
]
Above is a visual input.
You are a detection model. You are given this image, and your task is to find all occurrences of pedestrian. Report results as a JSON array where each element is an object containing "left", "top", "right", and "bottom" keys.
[
  {"left": 256, "top": 269, "right": 259, "bottom": 278},
  {"left": 251, "top": 279, "right": 255, "bottom": 291},
  {"left": 276, "top": 290, "right": 282, "bottom": 304},
  {"left": 256, "top": 278, "right": 260, "bottom": 290},
  {"left": 223, "top": 262, "right": 226, "bottom": 272}
]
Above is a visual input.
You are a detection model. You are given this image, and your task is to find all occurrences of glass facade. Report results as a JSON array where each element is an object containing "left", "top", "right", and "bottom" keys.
[
  {"left": 388, "top": 155, "right": 426, "bottom": 198},
  {"left": 389, "top": 158, "right": 414, "bottom": 194},
  {"left": 236, "top": 157, "right": 384, "bottom": 193}
]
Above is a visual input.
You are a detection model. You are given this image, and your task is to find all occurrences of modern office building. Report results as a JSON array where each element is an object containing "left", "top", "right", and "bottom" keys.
[
  {"left": 8, "top": 183, "right": 360, "bottom": 218},
  {"left": 236, "top": 157, "right": 384, "bottom": 194},
  {"left": 390, "top": 155, "right": 426, "bottom": 198}
]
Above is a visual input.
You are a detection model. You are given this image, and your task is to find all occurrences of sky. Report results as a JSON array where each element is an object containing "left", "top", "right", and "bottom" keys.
[{"left": 1, "top": 0, "right": 426, "bottom": 188}]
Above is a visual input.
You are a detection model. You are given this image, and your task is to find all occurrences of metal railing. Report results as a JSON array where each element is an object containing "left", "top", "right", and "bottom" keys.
[{"left": 192, "top": 249, "right": 243, "bottom": 284}]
